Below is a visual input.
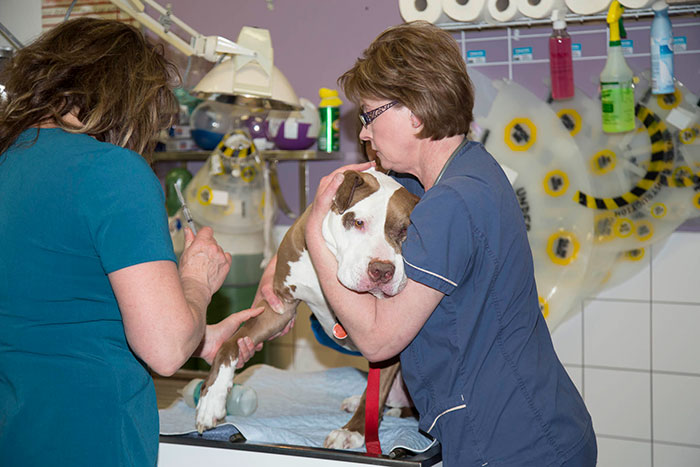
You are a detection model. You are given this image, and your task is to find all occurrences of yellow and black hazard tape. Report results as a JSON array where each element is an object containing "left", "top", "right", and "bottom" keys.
[
  {"left": 574, "top": 104, "right": 675, "bottom": 210},
  {"left": 215, "top": 137, "right": 257, "bottom": 160}
]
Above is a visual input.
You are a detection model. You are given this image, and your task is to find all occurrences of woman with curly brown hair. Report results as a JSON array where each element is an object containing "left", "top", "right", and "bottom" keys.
[{"left": 0, "top": 18, "right": 262, "bottom": 466}]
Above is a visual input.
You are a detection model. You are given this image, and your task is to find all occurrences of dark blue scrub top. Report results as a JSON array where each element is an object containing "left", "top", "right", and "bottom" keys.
[{"left": 394, "top": 141, "right": 594, "bottom": 466}]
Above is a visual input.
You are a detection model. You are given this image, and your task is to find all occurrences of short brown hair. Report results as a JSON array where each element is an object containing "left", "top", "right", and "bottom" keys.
[
  {"left": 0, "top": 17, "right": 179, "bottom": 158},
  {"left": 339, "top": 20, "right": 474, "bottom": 141}
]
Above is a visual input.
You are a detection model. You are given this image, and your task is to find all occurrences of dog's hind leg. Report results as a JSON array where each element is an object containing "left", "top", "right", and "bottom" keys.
[
  {"left": 195, "top": 298, "right": 297, "bottom": 433},
  {"left": 324, "top": 360, "right": 401, "bottom": 450}
]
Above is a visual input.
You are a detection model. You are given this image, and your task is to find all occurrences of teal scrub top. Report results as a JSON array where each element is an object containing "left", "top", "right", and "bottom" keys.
[{"left": 0, "top": 129, "right": 176, "bottom": 466}]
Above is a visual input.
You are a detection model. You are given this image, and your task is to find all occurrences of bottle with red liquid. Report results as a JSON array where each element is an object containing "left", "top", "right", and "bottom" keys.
[{"left": 549, "top": 11, "right": 574, "bottom": 100}]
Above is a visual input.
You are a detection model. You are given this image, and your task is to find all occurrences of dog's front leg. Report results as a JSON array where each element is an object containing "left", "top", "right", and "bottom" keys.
[
  {"left": 324, "top": 360, "right": 401, "bottom": 450},
  {"left": 195, "top": 299, "right": 297, "bottom": 433}
]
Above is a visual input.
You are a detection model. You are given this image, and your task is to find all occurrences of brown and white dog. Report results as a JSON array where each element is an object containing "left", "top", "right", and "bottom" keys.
[{"left": 195, "top": 167, "right": 419, "bottom": 449}]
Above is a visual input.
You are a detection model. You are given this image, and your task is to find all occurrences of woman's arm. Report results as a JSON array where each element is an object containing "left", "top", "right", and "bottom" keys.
[
  {"left": 110, "top": 226, "right": 232, "bottom": 376},
  {"left": 305, "top": 168, "right": 444, "bottom": 362}
]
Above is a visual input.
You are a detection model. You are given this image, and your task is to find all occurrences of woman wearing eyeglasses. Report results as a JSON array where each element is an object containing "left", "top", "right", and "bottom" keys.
[{"left": 303, "top": 21, "right": 597, "bottom": 466}]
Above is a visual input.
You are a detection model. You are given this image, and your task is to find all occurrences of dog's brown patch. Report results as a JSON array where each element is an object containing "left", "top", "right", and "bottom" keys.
[
  {"left": 274, "top": 208, "right": 310, "bottom": 301},
  {"left": 342, "top": 211, "right": 358, "bottom": 230},
  {"left": 384, "top": 187, "right": 419, "bottom": 253},
  {"left": 332, "top": 171, "right": 380, "bottom": 214}
]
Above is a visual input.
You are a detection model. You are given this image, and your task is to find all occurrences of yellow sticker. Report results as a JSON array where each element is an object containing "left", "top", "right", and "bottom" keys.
[
  {"left": 589, "top": 149, "right": 617, "bottom": 175},
  {"left": 656, "top": 87, "right": 681, "bottom": 110},
  {"left": 241, "top": 166, "right": 257, "bottom": 183},
  {"left": 546, "top": 231, "right": 580, "bottom": 266},
  {"left": 504, "top": 118, "right": 537, "bottom": 152},
  {"left": 635, "top": 220, "right": 654, "bottom": 242},
  {"left": 594, "top": 212, "right": 616, "bottom": 243},
  {"left": 556, "top": 108, "right": 582, "bottom": 137},
  {"left": 613, "top": 218, "right": 633, "bottom": 238},
  {"left": 538, "top": 296, "right": 549, "bottom": 320},
  {"left": 650, "top": 202, "right": 667, "bottom": 219},
  {"left": 543, "top": 170, "right": 569, "bottom": 197},
  {"left": 693, "top": 192, "right": 700, "bottom": 210},
  {"left": 223, "top": 199, "right": 236, "bottom": 215},
  {"left": 197, "top": 185, "right": 213, "bottom": 206},
  {"left": 624, "top": 248, "right": 646, "bottom": 261},
  {"left": 258, "top": 192, "right": 266, "bottom": 219},
  {"left": 679, "top": 126, "right": 698, "bottom": 145}
]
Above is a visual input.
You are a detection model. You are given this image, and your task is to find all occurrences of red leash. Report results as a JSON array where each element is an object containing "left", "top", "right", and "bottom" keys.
[{"left": 365, "top": 364, "right": 382, "bottom": 455}]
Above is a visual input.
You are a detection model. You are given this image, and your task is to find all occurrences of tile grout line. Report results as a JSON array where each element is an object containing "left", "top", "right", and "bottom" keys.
[
  {"left": 596, "top": 433, "right": 700, "bottom": 450},
  {"left": 561, "top": 364, "right": 700, "bottom": 378},
  {"left": 580, "top": 299, "right": 585, "bottom": 401},
  {"left": 649, "top": 243, "right": 655, "bottom": 466}
]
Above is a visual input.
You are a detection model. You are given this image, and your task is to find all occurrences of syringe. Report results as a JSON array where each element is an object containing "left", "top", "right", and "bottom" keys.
[{"left": 174, "top": 180, "right": 197, "bottom": 235}]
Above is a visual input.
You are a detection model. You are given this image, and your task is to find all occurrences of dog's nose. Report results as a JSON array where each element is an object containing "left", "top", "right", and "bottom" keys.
[{"left": 368, "top": 261, "right": 395, "bottom": 284}]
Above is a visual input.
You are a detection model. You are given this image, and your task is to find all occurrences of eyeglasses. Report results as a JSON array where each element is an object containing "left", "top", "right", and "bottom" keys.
[{"left": 359, "top": 101, "right": 398, "bottom": 128}]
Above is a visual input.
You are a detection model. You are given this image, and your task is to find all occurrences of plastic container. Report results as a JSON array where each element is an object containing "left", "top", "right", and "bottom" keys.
[
  {"left": 184, "top": 131, "right": 266, "bottom": 286},
  {"left": 318, "top": 88, "right": 342, "bottom": 152},
  {"left": 549, "top": 11, "right": 574, "bottom": 101},
  {"left": 600, "top": 1, "right": 635, "bottom": 133},
  {"left": 650, "top": 1, "right": 674, "bottom": 95},
  {"left": 265, "top": 98, "right": 320, "bottom": 150},
  {"left": 182, "top": 378, "right": 258, "bottom": 416}
]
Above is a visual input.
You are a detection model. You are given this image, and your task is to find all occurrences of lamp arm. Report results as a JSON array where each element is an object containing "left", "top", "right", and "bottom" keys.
[{"left": 109, "top": 0, "right": 258, "bottom": 63}]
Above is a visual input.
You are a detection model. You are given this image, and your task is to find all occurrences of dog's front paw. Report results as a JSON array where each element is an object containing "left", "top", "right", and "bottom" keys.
[
  {"left": 195, "top": 388, "right": 228, "bottom": 433},
  {"left": 324, "top": 428, "right": 365, "bottom": 450},
  {"left": 340, "top": 395, "right": 362, "bottom": 413},
  {"left": 194, "top": 363, "right": 236, "bottom": 433}
]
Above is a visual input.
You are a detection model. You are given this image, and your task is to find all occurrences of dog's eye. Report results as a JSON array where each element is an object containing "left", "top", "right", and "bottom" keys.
[{"left": 354, "top": 219, "right": 364, "bottom": 229}]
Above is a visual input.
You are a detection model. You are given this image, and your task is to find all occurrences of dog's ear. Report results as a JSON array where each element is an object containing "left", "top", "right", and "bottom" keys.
[{"left": 332, "top": 171, "right": 364, "bottom": 214}]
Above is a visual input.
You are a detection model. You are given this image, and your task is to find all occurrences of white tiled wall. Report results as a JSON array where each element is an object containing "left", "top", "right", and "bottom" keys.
[{"left": 552, "top": 231, "right": 700, "bottom": 467}]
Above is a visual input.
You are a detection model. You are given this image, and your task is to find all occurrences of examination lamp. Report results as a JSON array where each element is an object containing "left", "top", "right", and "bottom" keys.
[{"left": 110, "top": 0, "right": 301, "bottom": 111}]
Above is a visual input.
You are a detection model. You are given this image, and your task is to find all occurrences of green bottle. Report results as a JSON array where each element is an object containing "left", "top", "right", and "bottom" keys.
[
  {"left": 318, "top": 88, "right": 342, "bottom": 152},
  {"left": 600, "top": 1, "right": 635, "bottom": 133}
]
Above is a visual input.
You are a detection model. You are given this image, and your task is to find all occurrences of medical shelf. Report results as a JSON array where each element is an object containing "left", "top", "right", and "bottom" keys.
[
  {"left": 436, "top": 4, "right": 700, "bottom": 31},
  {"left": 152, "top": 149, "right": 343, "bottom": 218}
]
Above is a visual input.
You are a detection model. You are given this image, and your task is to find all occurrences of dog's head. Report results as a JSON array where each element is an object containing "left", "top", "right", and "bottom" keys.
[{"left": 322, "top": 168, "right": 419, "bottom": 298}]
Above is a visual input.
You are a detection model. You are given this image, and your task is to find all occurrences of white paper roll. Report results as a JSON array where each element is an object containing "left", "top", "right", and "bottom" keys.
[
  {"left": 619, "top": 0, "right": 654, "bottom": 9},
  {"left": 442, "top": 0, "right": 487, "bottom": 22},
  {"left": 517, "top": 0, "right": 565, "bottom": 19},
  {"left": 486, "top": 0, "right": 521, "bottom": 22},
  {"left": 399, "top": 0, "right": 444, "bottom": 23},
  {"left": 564, "top": 0, "right": 611, "bottom": 15}
]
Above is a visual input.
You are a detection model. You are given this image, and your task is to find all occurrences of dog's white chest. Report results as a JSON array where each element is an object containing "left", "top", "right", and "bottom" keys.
[{"left": 285, "top": 250, "right": 354, "bottom": 350}]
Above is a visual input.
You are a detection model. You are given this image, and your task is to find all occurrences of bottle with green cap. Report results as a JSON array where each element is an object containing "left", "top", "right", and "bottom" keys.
[
  {"left": 600, "top": 0, "right": 635, "bottom": 133},
  {"left": 318, "top": 88, "right": 342, "bottom": 152}
]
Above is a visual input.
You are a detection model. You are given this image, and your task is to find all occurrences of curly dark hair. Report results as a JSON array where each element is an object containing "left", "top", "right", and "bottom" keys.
[{"left": 0, "top": 17, "right": 180, "bottom": 158}]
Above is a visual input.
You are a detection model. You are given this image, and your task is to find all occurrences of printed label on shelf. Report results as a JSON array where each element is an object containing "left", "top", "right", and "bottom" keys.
[
  {"left": 467, "top": 50, "right": 486, "bottom": 64},
  {"left": 666, "top": 106, "right": 696, "bottom": 130},
  {"left": 210, "top": 189, "right": 230, "bottom": 206},
  {"left": 513, "top": 46, "right": 533, "bottom": 62},
  {"left": 621, "top": 39, "right": 634, "bottom": 55},
  {"left": 572, "top": 43, "right": 582, "bottom": 58},
  {"left": 673, "top": 36, "right": 687, "bottom": 52}
]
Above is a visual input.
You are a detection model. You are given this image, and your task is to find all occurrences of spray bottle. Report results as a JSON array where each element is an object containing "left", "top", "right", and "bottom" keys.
[
  {"left": 600, "top": 0, "right": 635, "bottom": 133},
  {"left": 549, "top": 9, "right": 574, "bottom": 101},
  {"left": 318, "top": 88, "right": 342, "bottom": 152},
  {"left": 650, "top": 1, "right": 674, "bottom": 95}
]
